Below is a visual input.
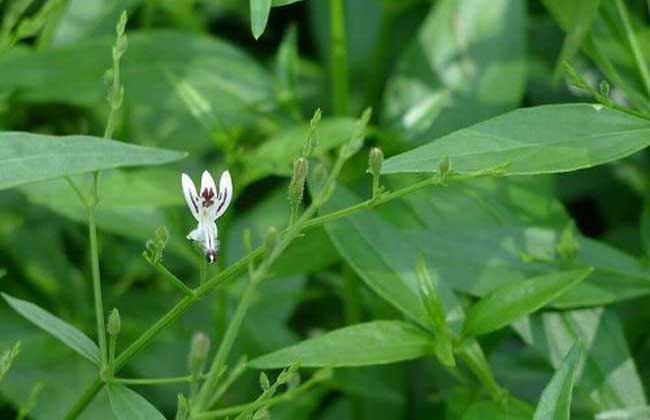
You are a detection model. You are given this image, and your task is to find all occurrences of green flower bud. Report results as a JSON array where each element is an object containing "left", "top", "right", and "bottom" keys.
[
  {"left": 264, "top": 226, "right": 278, "bottom": 256},
  {"left": 368, "top": 147, "right": 383, "bottom": 178},
  {"left": 189, "top": 332, "right": 210, "bottom": 373},
  {"left": 289, "top": 157, "right": 309, "bottom": 207},
  {"left": 107, "top": 308, "right": 121, "bottom": 336},
  {"left": 259, "top": 372, "right": 271, "bottom": 391}
]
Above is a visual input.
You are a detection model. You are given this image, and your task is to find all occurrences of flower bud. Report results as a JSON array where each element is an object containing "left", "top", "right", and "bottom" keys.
[
  {"left": 264, "top": 226, "right": 278, "bottom": 256},
  {"left": 259, "top": 372, "right": 271, "bottom": 391},
  {"left": 303, "top": 108, "right": 322, "bottom": 158},
  {"left": 289, "top": 157, "right": 309, "bottom": 207},
  {"left": 107, "top": 308, "right": 121, "bottom": 336},
  {"left": 367, "top": 147, "right": 383, "bottom": 178},
  {"left": 189, "top": 332, "right": 210, "bottom": 373},
  {"left": 175, "top": 394, "right": 189, "bottom": 420}
]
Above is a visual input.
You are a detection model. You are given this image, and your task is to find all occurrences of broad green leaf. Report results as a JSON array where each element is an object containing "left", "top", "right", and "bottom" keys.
[
  {"left": 0, "top": 31, "right": 276, "bottom": 152},
  {"left": 381, "top": 0, "right": 526, "bottom": 144},
  {"left": 514, "top": 308, "right": 647, "bottom": 411},
  {"left": 1, "top": 293, "right": 100, "bottom": 365},
  {"left": 462, "top": 269, "right": 592, "bottom": 337},
  {"left": 532, "top": 343, "right": 581, "bottom": 420},
  {"left": 250, "top": 0, "right": 272, "bottom": 39},
  {"left": 249, "top": 321, "right": 433, "bottom": 368},
  {"left": 242, "top": 118, "right": 357, "bottom": 185},
  {"left": 107, "top": 384, "right": 165, "bottom": 420},
  {"left": 382, "top": 104, "right": 650, "bottom": 175},
  {"left": 596, "top": 406, "right": 650, "bottom": 419},
  {"left": 0, "top": 132, "right": 186, "bottom": 190}
]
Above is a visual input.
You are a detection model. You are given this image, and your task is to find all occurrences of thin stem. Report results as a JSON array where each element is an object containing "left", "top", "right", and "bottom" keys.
[
  {"left": 108, "top": 334, "right": 117, "bottom": 377},
  {"left": 329, "top": 0, "right": 349, "bottom": 115},
  {"left": 153, "top": 261, "right": 196, "bottom": 297},
  {"left": 207, "top": 356, "right": 247, "bottom": 408},
  {"left": 614, "top": 0, "right": 650, "bottom": 97},
  {"left": 63, "top": 169, "right": 489, "bottom": 419},
  {"left": 88, "top": 181, "right": 107, "bottom": 368},
  {"left": 64, "top": 176, "right": 89, "bottom": 208},
  {"left": 195, "top": 372, "right": 326, "bottom": 419},
  {"left": 112, "top": 375, "right": 202, "bottom": 386}
]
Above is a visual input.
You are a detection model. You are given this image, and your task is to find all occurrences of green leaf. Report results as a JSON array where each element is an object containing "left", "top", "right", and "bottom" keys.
[
  {"left": 107, "top": 384, "right": 166, "bottom": 420},
  {"left": 250, "top": 0, "right": 272, "bottom": 39},
  {"left": 462, "top": 399, "right": 533, "bottom": 420},
  {"left": 0, "top": 268, "right": 5, "bottom": 279},
  {"left": 514, "top": 308, "right": 647, "bottom": 411},
  {"left": 0, "top": 341, "right": 20, "bottom": 384},
  {"left": 249, "top": 321, "right": 433, "bottom": 368},
  {"left": 382, "top": 104, "right": 650, "bottom": 175},
  {"left": 382, "top": 0, "right": 526, "bottom": 144},
  {"left": 1, "top": 293, "right": 100, "bottom": 366},
  {"left": 0, "top": 132, "right": 186, "bottom": 190},
  {"left": 596, "top": 406, "right": 650, "bottom": 419},
  {"left": 532, "top": 343, "right": 581, "bottom": 420},
  {"left": 462, "top": 269, "right": 592, "bottom": 337}
]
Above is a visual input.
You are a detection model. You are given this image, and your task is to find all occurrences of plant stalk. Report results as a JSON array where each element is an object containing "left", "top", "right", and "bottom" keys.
[{"left": 329, "top": 0, "right": 350, "bottom": 115}]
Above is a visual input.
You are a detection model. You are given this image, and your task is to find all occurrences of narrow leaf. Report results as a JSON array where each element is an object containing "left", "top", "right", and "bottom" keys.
[
  {"left": 463, "top": 269, "right": 592, "bottom": 337},
  {"left": 1, "top": 293, "right": 100, "bottom": 365},
  {"left": 382, "top": 104, "right": 650, "bottom": 176},
  {"left": 532, "top": 343, "right": 581, "bottom": 420},
  {"left": 107, "top": 384, "right": 166, "bottom": 420},
  {"left": 249, "top": 321, "right": 433, "bottom": 368},
  {"left": 250, "top": 0, "right": 272, "bottom": 39},
  {"left": 0, "top": 131, "right": 186, "bottom": 190}
]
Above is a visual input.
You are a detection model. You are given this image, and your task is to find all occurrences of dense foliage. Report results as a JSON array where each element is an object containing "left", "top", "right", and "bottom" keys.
[{"left": 1, "top": 0, "right": 650, "bottom": 419}]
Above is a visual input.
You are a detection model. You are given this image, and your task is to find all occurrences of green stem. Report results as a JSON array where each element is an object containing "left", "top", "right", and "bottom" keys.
[
  {"left": 63, "top": 170, "right": 489, "bottom": 419},
  {"left": 614, "top": 0, "right": 650, "bottom": 97},
  {"left": 88, "top": 182, "right": 107, "bottom": 369},
  {"left": 329, "top": 0, "right": 349, "bottom": 115},
  {"left": 153, "top": 261, "right": 196, "bottom": 297},
  {"left": 112, "top": 375, "right": 200, "bottom": 385},
  {"left": 206, "top": 356, "right": 247, "bottom": 408},
  {"left": 108, "top": 334, "right": 117, "bottom": 377}
]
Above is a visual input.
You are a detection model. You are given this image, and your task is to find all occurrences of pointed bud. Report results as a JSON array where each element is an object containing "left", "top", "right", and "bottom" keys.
[
  {"left": 367, "top": 147, "right": 383, "bottom": 178},
  {"left": 144, "top": 226, "right": 169, "bottom": 265},
  {"left": 259, "top": 372, "right": 271, "bottom": 391},
  {"left": 289, "top": 157, "right": 309, "bottom": 207},
  {"left": 303, "top": 108, "right": 322, "bottom": 158},
  {"left": 599, "top": 80, "right": 610, "bottom": 99},
  {"left": 189, "top": 332, "right": 210, "bottom": 374},
  {"left": 175, "top": 394, "right": 189, "bottom": 420},
  {"left": 556, "top": 222, "right": 580, "bottom": 263},
  {"left": 264, "top": 226, "right": 278, "bottom": 256},
  {"left": 107, "top": 308, "right": 121, "bottom": 336}
]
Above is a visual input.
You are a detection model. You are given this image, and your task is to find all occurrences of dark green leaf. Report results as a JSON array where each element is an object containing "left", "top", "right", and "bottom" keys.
[
  {"left": 462, "top": 399, "right": 533, "bottom": 420},
  {"left": 1, "top": 293, "right": 100, "bottom": 366},
  {"left": 462, "top": 269, "right": 592, "bottom": 337},
  {"left": 249, "top": 321, "right": 433, "bottom": 368},
  {"left": 532, "top": 343, "right": 581, "bottom": 420},
  {"left": 382, "top": 0, "right": 526, "bottom": 143},
  {"left": 0, "top": 132, "right": 186, "bottom": 190},
  {"left": 107, "top": 384, "right": 165, "bottom": 420},
  {"left": 382, "top": 104, "right": 650, "bottom": 175}
]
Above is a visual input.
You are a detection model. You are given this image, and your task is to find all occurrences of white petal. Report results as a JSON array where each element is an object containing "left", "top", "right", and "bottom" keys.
[
  {"left": 187, "top": 226, "right": 203, "bottom": 241},
  {"left": 200, "top": 170, "right": 217, "bottom": 208},
  {"left": 214, "top": 170, "right": 233, "bottom": 219},
  {"left": 181, "top": 173, "right": 200, "bottom": 222},
  {"left": 203, "top": 222, "right": 219, "bottom": 263}
]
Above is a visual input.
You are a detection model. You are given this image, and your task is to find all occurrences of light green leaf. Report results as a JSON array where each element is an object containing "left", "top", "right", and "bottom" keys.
[
  {"left": 514, "top": 308, "right": 647, "bottom": 411},
  {"left": 382, "top": 0, "right": 526, "bottom": 143},
  {"left": 107, "top": 384, "right": 166, "bottom": 420},
  {"left": 272, "top": 0, "right": 302, "bottom": 5},
  {"left": 596, "top": 406, "right": 650, "bottom": 419},
  {"left": 0, "top": 132, "right": 186, "bottom": 190},
  {"left": 0, "top": 341, "right": 20, "bottom": 384},
  {"left": 249, "top": 321, "right": 433, "bottom": 368},
  {"left": 250, "top": 0, "right": 272, "bottom": 39},
  {"left": 462, "top": 269, "right": 592, "bottom": 337},
  {"left": 532, "top": 343, "right": 581, "bottom": 420},
  {"left": 1, "top": 293, "right": 100, "bottom": 366},
  {"left": 462, "top": 399, "right": 533, "bottom": 420},
  {"left": 382, "top": 104, "right": 650, "bottom": 175}
]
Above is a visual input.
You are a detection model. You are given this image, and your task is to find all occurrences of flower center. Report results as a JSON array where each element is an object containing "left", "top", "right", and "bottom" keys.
[{"left": 201, "top": 188, "right": 215, "bottom": 207}]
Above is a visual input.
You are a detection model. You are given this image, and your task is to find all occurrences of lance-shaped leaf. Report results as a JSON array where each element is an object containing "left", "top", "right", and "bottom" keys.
[
  {"left": 0, "top": 132, "right": 186, "bottom": 190},
  {"left": 1, "top": 293, "right": 100, "bottom": 365},
  {"left": 107, "top": 384, "right": 166, "bottom": 420},
  {"left": 462, "top": 269, "right": 592, "bottom": 337},
  {"left": 250, "top": 0, "right": 272, "bottom": 39},
  {"left": 382, "top": 104, "right": 650, "bottom": 176},
  {"left": 249, "top": 321, "right": 433, "bottom": 368},
  {"left": 532, "top": 343, "right": 581, "bottom": 420}
]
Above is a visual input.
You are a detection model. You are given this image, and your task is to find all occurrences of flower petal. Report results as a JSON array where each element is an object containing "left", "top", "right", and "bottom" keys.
[
  {"left": 215, "top": 170, "right": 233, "bottom": 219},
  {"left": 181, "top": 173, "right": 200, "bottom": 222},
  {"left": 200, "top": 170, "right": 217, "bottom": 209},
  {"left": 187, "top": 226, "right": 203, "bottom": 241}
]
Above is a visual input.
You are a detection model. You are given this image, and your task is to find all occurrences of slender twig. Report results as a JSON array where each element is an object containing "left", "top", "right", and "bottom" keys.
[
  {"left": 88, "top": 174, "right": 107, "bottom": 368},
  {"left": 152, "top": 261, "right": 196, "bottom": 297}
]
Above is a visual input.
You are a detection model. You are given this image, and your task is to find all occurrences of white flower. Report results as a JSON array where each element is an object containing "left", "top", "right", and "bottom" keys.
[{"left": 181, "top": 169, "right": 233, "bottom": 263}]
